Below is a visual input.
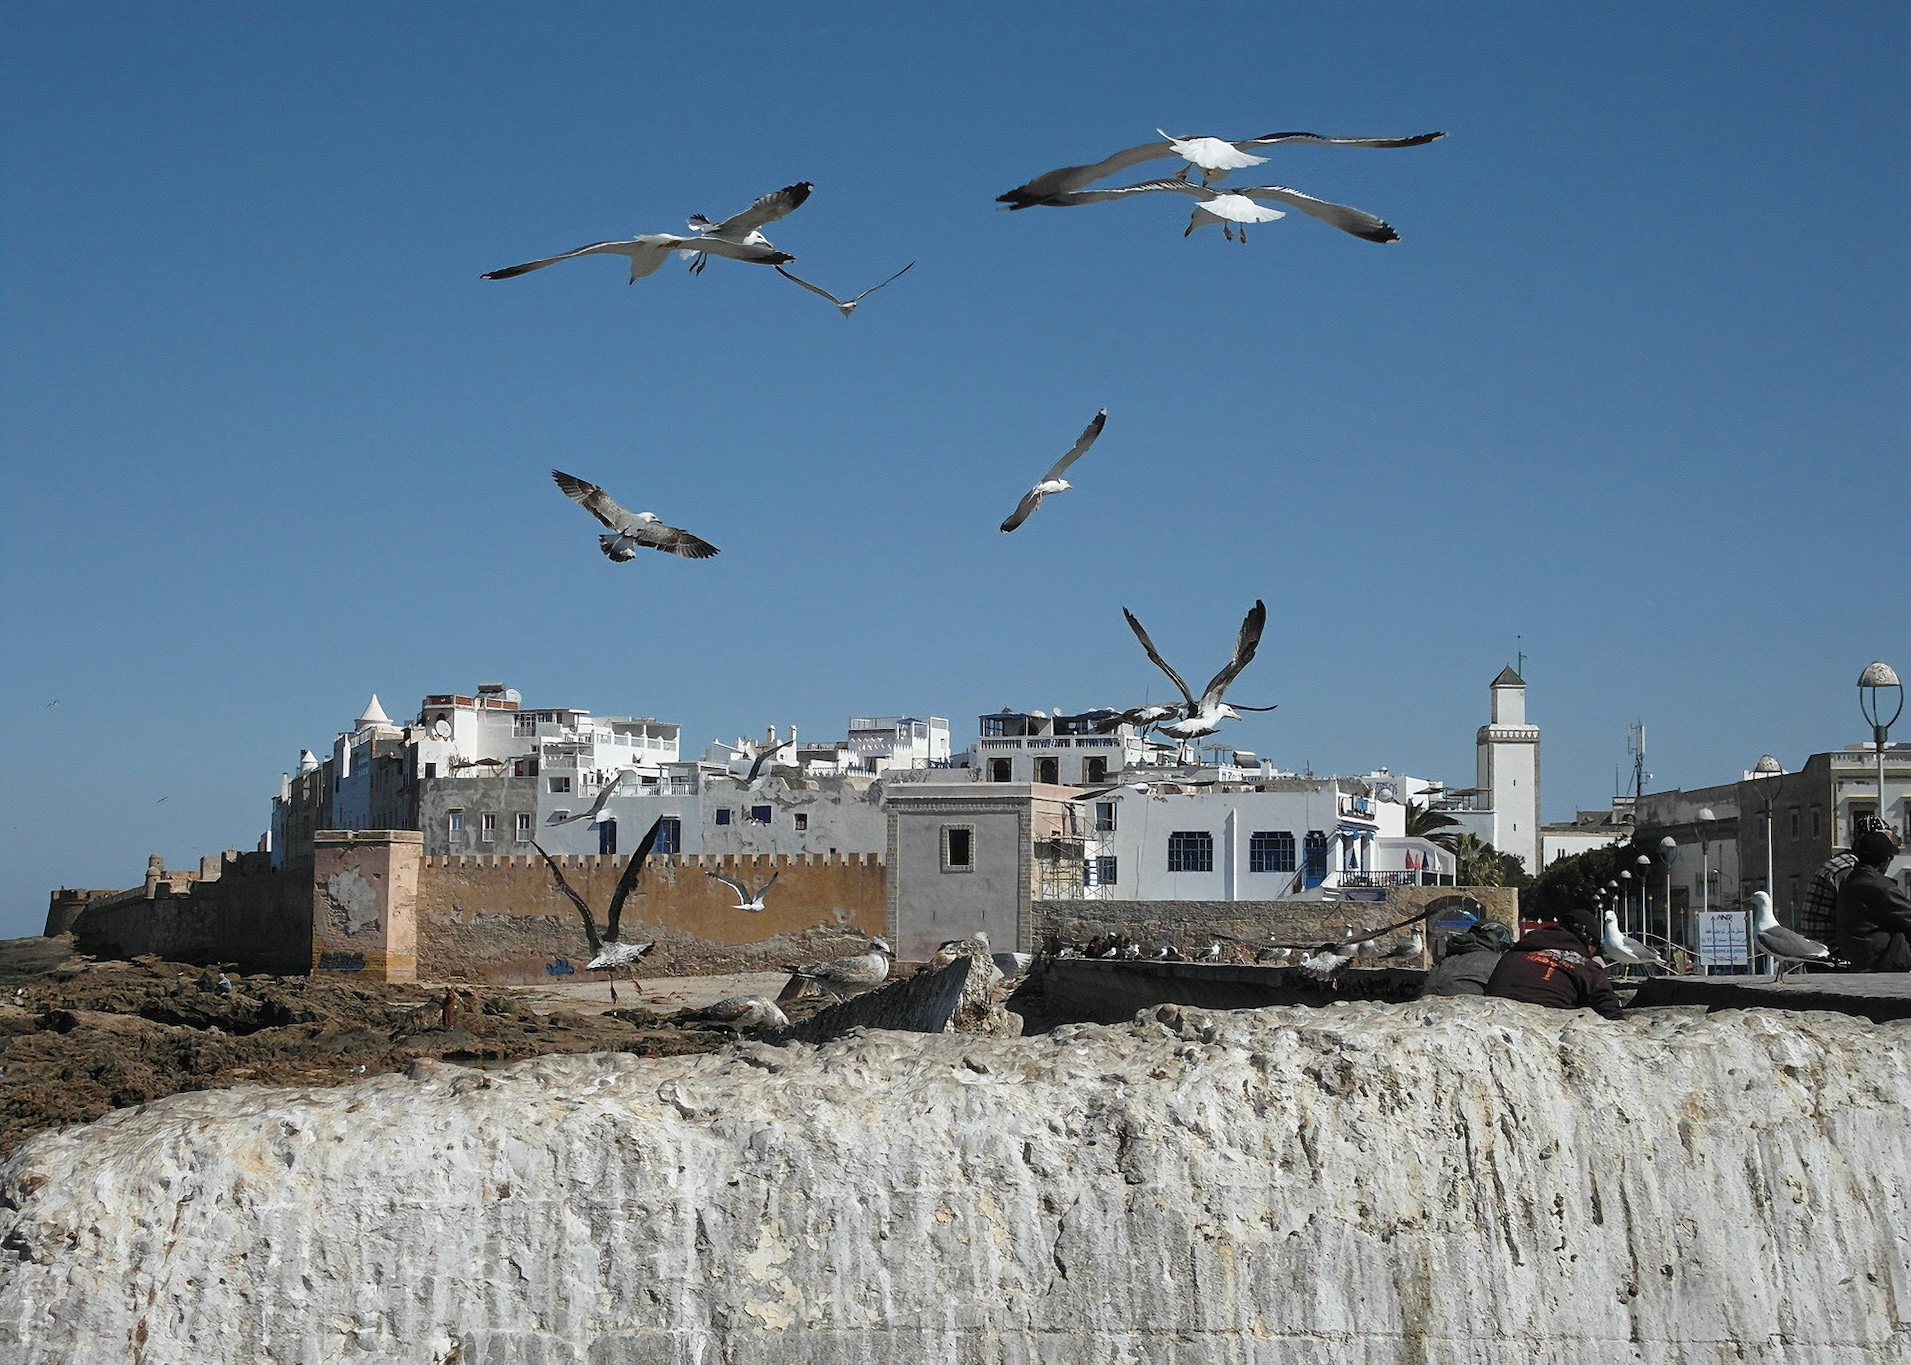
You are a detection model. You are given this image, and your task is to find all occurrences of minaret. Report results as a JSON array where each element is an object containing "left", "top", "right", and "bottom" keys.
[{"left": 1477, "top": 666, "right": 1540, "bottom": 875}]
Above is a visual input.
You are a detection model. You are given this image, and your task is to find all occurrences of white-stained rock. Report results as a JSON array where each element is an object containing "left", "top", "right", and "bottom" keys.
[{"left": 2, "top": 999, "right": 1906, "bottom": 1363}]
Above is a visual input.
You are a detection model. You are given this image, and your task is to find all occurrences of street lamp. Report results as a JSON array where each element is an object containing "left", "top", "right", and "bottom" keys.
[
  {"left": 1635, "top": 854, "right": 1652, "bottom": 943},
  {"left": 1619, "top": 869, "right": 1634, "bottom": 938},
  {"left": 1658, "top": 835, "right": 1676, "bottom": 949},
  {"left": 1858, "top": 661, "right": 1902, "bottom": 828},
  {"left": 1696, "top": 807, "right": 1717, "bottom": 957}
]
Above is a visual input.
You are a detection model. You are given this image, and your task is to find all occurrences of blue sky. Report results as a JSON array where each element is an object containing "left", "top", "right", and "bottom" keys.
[{"left": 2, "top": 2, "right": 1906, "bottom": 936}]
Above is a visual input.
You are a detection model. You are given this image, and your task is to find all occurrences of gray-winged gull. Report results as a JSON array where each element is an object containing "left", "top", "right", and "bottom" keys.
[
  {"left": 532, "top": 814, "right": 665, "bottom": 1002},
  {"left": 1000, "top": 409, "right": 1107, "bottom": 533},
  {"left": 552, "top": 470, "right": 719, "bottom": 562}
]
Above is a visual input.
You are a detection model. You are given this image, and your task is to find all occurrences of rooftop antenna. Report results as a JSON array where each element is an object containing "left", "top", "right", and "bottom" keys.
[
  {"left": 1627, "top": 720, "right": 1651, "bottom": 798},
  {"left": 1516, "top": 634, "right": 1525, "bottom": 678}
]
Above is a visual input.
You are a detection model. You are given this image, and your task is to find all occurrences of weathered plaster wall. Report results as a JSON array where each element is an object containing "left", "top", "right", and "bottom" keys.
[
  {"left": 2, "top": 1001, "right": 1904, "bottom": 1363},
  {"left": 414, "top": 851, "right": 886, "bottom": 983},
  {"left": 311, "top": 831, "right": 422, "bottom": 982}
]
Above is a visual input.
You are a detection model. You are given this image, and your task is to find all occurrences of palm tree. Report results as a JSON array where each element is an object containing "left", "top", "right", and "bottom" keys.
[
  {"left": 1448, "top": 833, "right": 1529, "bottom": 888},
  {"left": 1405, "top": 799, "right": 1461, "bottom": 851}
]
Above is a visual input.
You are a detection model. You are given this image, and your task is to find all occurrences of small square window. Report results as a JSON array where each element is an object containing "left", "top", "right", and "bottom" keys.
[
  {"left": 751, "top": 805, "right": 772, "bottom": 824},
  {"left": 447, "top": 809, "right": 464, "bottom": 834},
  {"left": 715, "top": 809, "right": 731, "bottom": 826},
  {"left": 988, "top": 758, "right": 1012, "bottom": 783},
  {"left": 1250, "top": 830, "right": 1296, "bottom": 873},
  {"left": 794, "top": 812, "right": 809, "bottom": 831},
  {"left": 424, "top": 762, "right": 437, "bottom": 779},
  {"left": 942, "top": 825, "right": 974, "bottom": 872},
  {"left": 549, "top": 776, "right": 571, "bottom": 795},
  {"left": 480, "top": 812, "right": 497, "bottom": 841},
  {"left": 1094, "top": 801, "right": 1116, "bottom": 832},
  {"left": 514, "top": 812, "right": 531, "bottom": 841},
  {"left": 1088, "top": 855, "right": 1117, "bottom": 886}
]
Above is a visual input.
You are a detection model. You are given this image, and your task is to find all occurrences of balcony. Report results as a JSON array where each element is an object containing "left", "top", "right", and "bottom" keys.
[{"left": 1338, "top": 870, "right": 1456, "bottom": 888}]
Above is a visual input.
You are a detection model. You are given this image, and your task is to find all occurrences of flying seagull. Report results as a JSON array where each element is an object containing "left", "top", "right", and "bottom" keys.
[
  {"left": 1748, "top": 891, "right": 1835, "bottom": 982},
  {"left": 997, "top": 129, "right": 1445, "bottom": 206},
  {"left": 549, "top": 769, "right": 628, "bottom": 826},
  {"left": 1600, "top": 909, "right": 1666, "bottom": 972},
  {"left": 551, "top": 470, "right": 719, "bottom": 563},
  {"left": 705, "top": 867, "right": 780, "bottom": 913},
  {"left": 1118, "top": 600, "right": 1276, "bottom": 739},
  {"left": 1024, "top": 178, "right": 1404, "bottom": 244},
  {"left": 774, "top": 260, "right": 915, "bottom": 317},
  {"left": 684, "top": 181, "right": 813, "bottom": 274},
  {"left": 1000, "top": 409, "right": 1107, "bottom": 533},
  {"left": 482, "top": 233, "right": 789, "bottom": 284},
  {"left": 776, "top": 938, "right": 894, "bottom": 1003},
  {"left": 532, "top": 816, "right": 665, "bottom": 1002},
  {"left": 742, "top": 739, "right": 793, "bottom": 787}
]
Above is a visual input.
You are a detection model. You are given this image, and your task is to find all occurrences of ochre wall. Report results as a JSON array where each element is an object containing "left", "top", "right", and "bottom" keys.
[
  {"left": 311, "top": 831, "right": 423, "bottom": 982},
  {"left": 413, "top": 851, "right": 886, "bottom": 984},
  {"left": 64, "top": 858, "right": 312, "bottom": 975}
]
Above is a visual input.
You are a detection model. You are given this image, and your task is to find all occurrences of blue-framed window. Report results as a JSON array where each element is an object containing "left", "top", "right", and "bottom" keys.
[
  {"left": 1168, "top": 831, "right": 1213, "bottom": 873},
  {"left": 1250, "top": 830, "right": 1296, "bottom": 873},
  {"left": 1303, "top": 830, "right": 1329, "bottom": 887},
  {"left": 655, "top": 816, "right": 682, "bottom": 854},
  {"left": 1089, "top": 855, "right": 1118, "bottom": 886}
]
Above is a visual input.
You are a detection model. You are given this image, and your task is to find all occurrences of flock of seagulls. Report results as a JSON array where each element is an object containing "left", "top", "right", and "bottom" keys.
[{"left": 1101, "top": 600, "right": 1278, "bottom": 740}]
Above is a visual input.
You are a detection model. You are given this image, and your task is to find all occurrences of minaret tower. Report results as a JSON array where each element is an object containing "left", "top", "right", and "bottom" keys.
[{"left": 1477, "top": 667, "right": 1541, "bottom": 875}]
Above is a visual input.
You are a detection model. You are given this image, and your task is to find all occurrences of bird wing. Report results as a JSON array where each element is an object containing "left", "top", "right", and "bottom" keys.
[
  {"left": 999, "top": 487, "right": 1045, "bottom": 534},
  {"left": 664, "top": 234, "right": 794, "bottom": 265},
  {"left": 773, "top": 265, "right": 847, "bottom": 307},
  {"left": 1233, "top": 184, "right": 1400, "bottom": 243},
  {"left": 753, "top": 871, "right": 780, "bottom": 900},
  {"left": 1198, "top": 599, "right": 1267, "bottom": 707},
  {"left": 746, "top": 739, "right": 793, "bottom": 782},
  {"left": 604, "top": 815, "right": 667, "bottom": 941},
  {"left": 1025, "top": 177, "right": 1203, "bottom": 208},
  {"left": 532, "top": 841, "right": 602, "bottom": 957},
  {"left": 1040, "top": 409, "right": 1108, "bottom": 482},
  {"left": 628, "top": 519, "right": 721, "bottom": 560},
  {"left": 997, "top": 139, "right": 1175, "bottom": 206},
  {"left": 844, "top": 259, "right": 915, "bottom": 304},
  {"left": 552, "top": 470, "right": 635, "bottom": 532},
  {"left": 1242, "top": 130, "right": 1446, "bottom": 151},
  {"left": 1759, "top": 925, "right": 1829, "bottom": 959},
  {"left": 705, "top": 870, "right": 751, "bottom": 900},
  {"left": 481, "top": 239, "right": 657, "bottom": 280},
  {"left": 709, "top": 182, "right": 813, "bottom": 237},
  {"left": 1123, "top": 608, "right": 1199, "bottom": 709}
]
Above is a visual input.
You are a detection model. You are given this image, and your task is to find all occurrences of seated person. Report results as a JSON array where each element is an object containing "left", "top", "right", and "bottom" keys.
[
  {"left": 1835, "top": 829, "right": 1911, "bottom": 973},
  {"left": 1417, "top": 921, "right": 1512, "bottom": 997},
  {"left": 1486, "top": 910, "right": 1623, "bottom": 1020}
]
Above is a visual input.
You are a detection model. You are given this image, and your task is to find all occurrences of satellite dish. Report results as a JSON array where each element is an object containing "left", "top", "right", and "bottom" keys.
[{"left": 431, "top": 719, "right": 452, "bottom": 741}]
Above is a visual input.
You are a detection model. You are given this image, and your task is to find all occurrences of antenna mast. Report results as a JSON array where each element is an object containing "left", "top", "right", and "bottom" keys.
[{"left": 1627, "top": 720, "right": 1650, "bottom": 799}]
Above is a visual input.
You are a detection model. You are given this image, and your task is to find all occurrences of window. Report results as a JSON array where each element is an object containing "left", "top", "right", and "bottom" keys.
[
  {"left": 1168, "top": 830, "right": 1214, "bottom": 873},
  {"left": 1304, "top": 831, "right": 1329, "bottom": 885},
  {"left": 1085, "top": 757, "right": 1108, "bottom": 784},
  {"left": 794, "top": 812, "right": 809, "bottom": 831},
  {"left": 598, "top": 819, "right": 617, "bottom": 855},
  {"left": 942, "top": 825, "right": 974, "bottom": 872},
  {"left": 514, "top": 812, "right": 531, "bottom": 841},
  {"left": 1811, "top": 807, "right": 1822, "bottom": 839},
  {"left": 1035, "top": 757, "right": 1059, "bottom": 784},
  {"left": 480, "top": 812, "right": 497, "bottom": 841},
  {"left": 1789, "top": 807, "right": 1799, "bottom": 839},
  {"left": 654, "top": 817, "right": 682, "bottom": 854},
  {"left": 988, "top": 758, "right": 1012, "bottom": 783},
  {"left": 447, "top": 809, "right": 464, "bottom": 834},
  {"left": 1088, "top": 855, "right": 1118, "bottom": 886},
  {"left": 1094, "top": 801, "right": 1117, "bottom": 832},
  {"left": 549, "top": 776, "right": 571, "bottom": 795},
  {"left": 513, "top": 757, "right": 539, "bottom": 778},
  {"left": 751, "top": 805, "right": 773, "bottom": 824},
  {"left": 1250, "top": 830, "right": 1296, "bottom": 873},
  {"left": 715, "top": 808, "right": 731, "bottom": 826},
  {"left": 424, "top": 762, "right": 437, "bottom": 779}
]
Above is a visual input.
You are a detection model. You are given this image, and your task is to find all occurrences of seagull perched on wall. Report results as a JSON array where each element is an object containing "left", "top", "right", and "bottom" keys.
[
  {"left": 551, "top": 470, "right": 719, "bottom": 563},
  {"left": 1026, "top": 178, "right": 1406, "bottom": 244},
  {"left": 776, "top": 938, "right": 894, "bottom": 1003},
  {"left": 774, "top": 260, "right": 914, "bottom": 317},
  {"left": 682, "top": 181, "right": 813, "bottom": 274},
  {"left": 1116, "top": 600, "right": 1277, "bottom": 740},
  {"left": 705, "top": 867, "right": 780, "bottom": 913},
  {"left": 1000, "top": 409, "right": 1107, "bottom": 533},
  {"left": 997, "top": 128, "right": 1445, "bottom": 206},
  {"left": 532, "top": 814, "right": 665, "bottom": 1003},
  {"left": 549, "top": 769, "right": 629, "bottom": 825},
  {"left": 1747, "top": 891, "right": 1836, "bottom": 982},
  {"left": 1600, "top": 909, "right": 1667, "bottom": 972}
]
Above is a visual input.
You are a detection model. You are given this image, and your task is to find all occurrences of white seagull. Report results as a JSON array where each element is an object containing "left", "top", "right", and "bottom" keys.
[
  {"left": 705, "top": 867, "right": 780, "bottom": 913},
  {"left": 774, "top": 260, "right": 915, "bottom": 318},
  {"left": 1119, "top": 600, "right": 1277, "bottom": 740},
  {"left": 1748, "top": 891, "right": 1834, "bottom": 982},
  {"left": 552, "top": 470, "right": 719, "bottom": 563},
  {"left": 682, "top": 996, "right": 790, "bottom": 1033},
  {"left": 532, "top": 815, "right": 666, "bottom": 1002},
  {"left": 1000, "top": 409, "right": 1107, "bottom": 533},
  {"left": 1027, "top": 178, "right": 1404, "bottom": 244},
  {"left": 1300, "top": 942, "right": 1358, "bottom": 981},
  {"left": 549, "top": 769, "right": 629, "bottom": 826},
  {"left": 776, "top": 938, "right": 895, "bottom": 1002},
  {"left": 683, "top": 181, "right": 813, "bottom": 274},
  {"left": 1600, "top": 910, "right": 1667, "bottom": 972},
  {"left": 482, "top": 232, "right": 789, "bottom": 285},
  {"left": 997, "top": 129, "right": 1446, "bottom": 205},
  {"left": 739, "top": 739, "right": 792, "bottom": 789}
]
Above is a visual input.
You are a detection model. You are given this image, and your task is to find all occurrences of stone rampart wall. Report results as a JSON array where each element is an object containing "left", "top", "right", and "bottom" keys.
[{"left": 63, "top": 862, "right": 312, "bottom": 975}]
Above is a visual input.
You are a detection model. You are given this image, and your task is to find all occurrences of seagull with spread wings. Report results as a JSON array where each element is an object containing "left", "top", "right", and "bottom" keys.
[
  {"left": 532, "top": 814, "right": 665, "bottom": 1002},
  {"left": 742, "top": 739, "right": 792, "bottom": 788},
  {"left": 1118, "top": 600, "right": 1276, "bottom": 740},
  {"left": 548, "top": 769, "right": 629, "bottom": 826},
  {"left": 683, "top": 181, "right": 814, "bottom": 274},
  {"left": 1000, "top": 409, "right": 1107, "bottom": 533},
  {"left": 706, "top": 867, "right": 781, "bottom": 913},
  {"left": 1029, "top": 178, "right": 1405, "bottom": 244},
  {"left": 997, "top": 129, "right": 1444, "bottom": 207},
  {"left": 774, "top": 260, "right": 915, "bottom": 318},
  {"left": 551, "top": 470, "right": 719, "bottom": 563}
]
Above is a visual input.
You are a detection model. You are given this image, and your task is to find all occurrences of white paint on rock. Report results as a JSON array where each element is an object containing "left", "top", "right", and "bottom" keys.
[{"left": 1, "top": 999, "right": 1906, "bottom": 1363}]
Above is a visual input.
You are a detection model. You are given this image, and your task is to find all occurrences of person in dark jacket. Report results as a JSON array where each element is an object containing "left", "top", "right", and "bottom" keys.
[
  {"left": 1417, "top": 921, "right": 1512, "bottom": 997},
  {"left": 1835, "top": 830, "right": 1911, "bottom": 972},
  {"left": 1486, "top": 911, "right": 1624, "bottom": 1020}
]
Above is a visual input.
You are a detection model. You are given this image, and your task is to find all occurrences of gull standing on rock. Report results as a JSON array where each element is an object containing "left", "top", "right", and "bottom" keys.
[
  {"left": 552, "top": 470, "right": 720, "bottom": 563},
  {"left": 776, "top": 938, "right": 895, "bottom": 1003},
  {"left": 532, "top": 815, "right": 665, "bottom": 1003},
  {"left": 1600, "top": 909, "right": 1667, "bottom": 972},
  {"left": 1118, "top": 600, "right": 1278, "bottom": 740},
  {"left": 774, "top": 260, "right": 915, "bottom": 318},
  {"left": 1000, "top": 410, "right": 1107, "bottom": 533},
  {"left": 1748, "top": 891, "right": 1835, "bottom": 981}
]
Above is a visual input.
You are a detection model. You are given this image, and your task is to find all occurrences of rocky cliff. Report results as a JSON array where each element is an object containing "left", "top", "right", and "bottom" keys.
[{"left": 2, "top": 998, "right": 1906, "bottom": 1363}]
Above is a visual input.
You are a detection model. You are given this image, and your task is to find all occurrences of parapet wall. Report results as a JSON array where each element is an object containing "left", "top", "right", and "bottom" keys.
[{"left": 59, "top": 854, "right": 312, "bottom": 975}]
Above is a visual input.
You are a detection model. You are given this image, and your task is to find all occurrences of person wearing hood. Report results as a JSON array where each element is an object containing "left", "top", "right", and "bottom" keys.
[
  {"left": 1835, "top": 829, "right": 1911, "bottom": 972},
  {"left": 1486, "top": 910, "right": 1624, "bottom": 1020},
  {"left": 1417, "top": 920, "right": 1513, "bottom": 997}
]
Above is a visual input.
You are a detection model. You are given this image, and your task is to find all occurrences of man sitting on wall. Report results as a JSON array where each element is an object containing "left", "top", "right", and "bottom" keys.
[
  {"left": 1485, "top": 910, "right": 1623, "bottom": 1020},
  {"left": 1834, "top": 829, "right": 1911, "bottom": 973},
  {"left": 1417, "top": 921, "right": 1512, "bottom": 998},
  {"left": 1799, "top": 813, "right": 1890, "bottom": 946}
]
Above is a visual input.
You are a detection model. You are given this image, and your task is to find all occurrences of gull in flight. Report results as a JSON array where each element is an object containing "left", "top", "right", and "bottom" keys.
[
  {"left": 774, "top": 260, "right": 915, "bottom": 317},
  {"left": 738, "top": 739, "right": 793, "bottom": 790},
  {"left": 776, "top": 938, "right": 894, "bottom": 1003},
  {"left": 1026, "top": 179, "right": 1406, "bottom": 244},
  {"left": 683, "top": 181, "right": 813, "bottom": 274},
  {"left": 532, "top": 814, "right": 666, "bottom": 1002},
  {"left": 552, "top": 470, "right": 719, "bottom": 563},
  {"left": 1600, "top": 910, "right": 1667, "bottom": 972},
  {"left": 481, "top": 233, "right": 789, "bottom": 285},
  {"left": 1000, "top": 409, "right": 1107, "bottom": 533},
  {"left": 1747, "top": 891, "right": 1835, "bottom": 982},
  {"left": 997, "top": 129, "right": 1445, "bottom": 206},
  {"left": 1117, "top": 600, "right": 1277, "bottom": 739},
  {"left": 705, "top": 867, "right": 780, "bottom": 913},
  {"left": 549, "top": 769, "right": 629, "bottom": 826}
]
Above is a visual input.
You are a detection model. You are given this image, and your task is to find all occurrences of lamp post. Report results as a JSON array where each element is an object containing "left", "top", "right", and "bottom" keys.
[
  {"left": 1752, "top": 754, "right": 1783, "bottom": 909},
  {"left": 1635, "top": 853, "right": 1652, "bottom": 944},
  {"left": 1658, "top": 835, "right": 1676, "bottom": 950},
  {"left": 1858, "top": 661, "right": 1902, "bottom": 830},
  {"left": 1697, "top": 807, "right": 1717, "bottom": 959},
  {"left": 1619, "top": 870, "right": 1634, "bottom": 938}
]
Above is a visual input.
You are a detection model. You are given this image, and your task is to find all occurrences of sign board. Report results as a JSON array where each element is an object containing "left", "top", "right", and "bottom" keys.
[{"left": 1697, "top": 911, "right": 1751, "bottom": 970}]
